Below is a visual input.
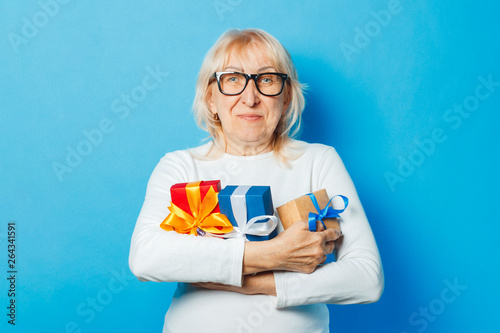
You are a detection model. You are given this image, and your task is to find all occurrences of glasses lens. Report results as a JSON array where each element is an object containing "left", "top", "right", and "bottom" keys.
[
  {"left": 219, "top": 73, "right": 246, "bottom": 95},
  {"left": 257, "top": 74, "right": 284, "bottom": 96}
]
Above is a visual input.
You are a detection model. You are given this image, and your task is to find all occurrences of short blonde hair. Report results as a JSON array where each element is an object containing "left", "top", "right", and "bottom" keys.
[{"left": 193, "top": 28, "right": 306, "bottom": 160}]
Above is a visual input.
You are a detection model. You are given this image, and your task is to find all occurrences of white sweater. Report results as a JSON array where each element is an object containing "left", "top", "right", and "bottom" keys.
[{"left": 129, "top": 141, "right": 384, "bottom": 333}]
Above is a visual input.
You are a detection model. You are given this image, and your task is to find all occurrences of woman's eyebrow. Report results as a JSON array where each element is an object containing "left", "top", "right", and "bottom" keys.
[
  {"left": 224, "top": 66, "right": 242, "bottom": 71},
  {"left": 223, "top": 66, "right": 275, "bottom": 72},
  {"left": 258, "top": 66, "right": 275, "bottom": 72}
]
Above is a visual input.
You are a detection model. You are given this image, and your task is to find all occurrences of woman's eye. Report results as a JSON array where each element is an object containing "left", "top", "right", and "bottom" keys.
[
  {"left": 260, "top": 77, "right": 274, "bottom": 84},
  {"left": 227, "top": 76, "right": 239, "bottom": 82}
]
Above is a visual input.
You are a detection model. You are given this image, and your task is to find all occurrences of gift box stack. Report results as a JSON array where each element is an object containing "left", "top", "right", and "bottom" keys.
[{"left": 160, "top": 181, "right": 347, "bottom": 250}]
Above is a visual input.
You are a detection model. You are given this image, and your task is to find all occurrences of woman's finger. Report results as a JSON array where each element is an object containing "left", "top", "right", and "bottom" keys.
[
  {"left": 321, "top": 227, "right": 340, "bottom": 242},
  {"left": 316, "top": 221, "right": 325, "bottom": 231},
  {"left": 325, "top": 241, "right": 335, "bottom": 254}
]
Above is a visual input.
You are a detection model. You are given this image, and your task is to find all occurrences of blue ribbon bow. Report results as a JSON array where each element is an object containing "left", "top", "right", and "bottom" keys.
[{"left": 306, "top": 193, "right": 349, "bottom": 231}]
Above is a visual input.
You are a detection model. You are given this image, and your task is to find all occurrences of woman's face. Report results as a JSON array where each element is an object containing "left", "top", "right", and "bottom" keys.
[{"left": 208, "top": 44, "right": 290, "bottom": 155}]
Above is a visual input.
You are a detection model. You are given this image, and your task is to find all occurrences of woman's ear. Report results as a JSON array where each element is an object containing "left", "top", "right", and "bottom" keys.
[{"left": 207, "top": 85, "right": 217, "bottom": 115}]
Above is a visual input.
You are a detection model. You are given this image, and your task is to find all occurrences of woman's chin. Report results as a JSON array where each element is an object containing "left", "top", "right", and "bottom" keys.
[{"left": 235, "top": 133, "right": 269, "bottom": 145}]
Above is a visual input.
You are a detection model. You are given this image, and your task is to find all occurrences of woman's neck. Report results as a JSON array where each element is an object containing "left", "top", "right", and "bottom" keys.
[{"left": 224, "top": 139, "right": 274, "bottom": 156}]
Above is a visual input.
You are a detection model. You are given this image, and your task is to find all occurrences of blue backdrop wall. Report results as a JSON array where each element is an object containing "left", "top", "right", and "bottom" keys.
[{"left": 1, "top": 1, "right": 499, "bottom": 332}]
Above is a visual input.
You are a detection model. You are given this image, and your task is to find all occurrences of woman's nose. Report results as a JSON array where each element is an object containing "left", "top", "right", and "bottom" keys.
[{"left": 240, "top": 79, "right": 260, "bottom": 106}]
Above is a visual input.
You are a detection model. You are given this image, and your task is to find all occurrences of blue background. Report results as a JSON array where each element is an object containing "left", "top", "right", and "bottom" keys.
[{"left": 1, "top": 0, "right": 499, "bottom": 332}]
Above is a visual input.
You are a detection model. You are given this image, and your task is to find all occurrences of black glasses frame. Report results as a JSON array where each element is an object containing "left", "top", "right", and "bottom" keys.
[{"left": 213, "top": 72, "right": 288, "bottom": 97}]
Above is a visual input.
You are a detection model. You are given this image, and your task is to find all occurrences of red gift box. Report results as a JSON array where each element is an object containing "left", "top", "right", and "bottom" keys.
[
  {"left": 170, "top": 180, "right": 221, "bottom": 216},
  {"left": 160, "top": 180, "right": 233, "bottom": 235}
]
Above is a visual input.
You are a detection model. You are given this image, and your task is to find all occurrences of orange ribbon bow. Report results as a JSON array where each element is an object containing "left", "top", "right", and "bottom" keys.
[{"left": 160, "top": 181, "right": 233, "bottom": 235}]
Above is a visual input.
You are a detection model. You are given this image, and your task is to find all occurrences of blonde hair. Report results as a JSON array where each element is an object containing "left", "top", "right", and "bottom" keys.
[{"left": 192, "top": 28, "right": 306, "bottom": 161}]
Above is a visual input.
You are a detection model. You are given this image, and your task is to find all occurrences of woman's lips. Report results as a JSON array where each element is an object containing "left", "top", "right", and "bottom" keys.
[{"left": 238, "top": 114, "right": 262, "bottom": 121}]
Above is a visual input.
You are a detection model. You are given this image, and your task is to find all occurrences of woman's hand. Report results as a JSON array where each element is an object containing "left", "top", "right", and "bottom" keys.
[
  {"left": 192, "top": 271, "right": 276, "bottom": 295},
  {"left": 270, "top": 220, "right": 341, "bottom": 273},
  {"left": 243, "top": 221, "right": 342, "bottom": 275}
]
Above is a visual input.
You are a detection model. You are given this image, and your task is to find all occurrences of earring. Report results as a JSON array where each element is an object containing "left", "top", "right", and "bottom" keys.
[{"left": 213, "top": 113, "right": 219, "bottom": 121}]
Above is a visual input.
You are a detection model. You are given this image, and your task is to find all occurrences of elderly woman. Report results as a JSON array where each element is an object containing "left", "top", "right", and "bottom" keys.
[{"left": 129, "top": 28, "right": 383, "bottom": 332}]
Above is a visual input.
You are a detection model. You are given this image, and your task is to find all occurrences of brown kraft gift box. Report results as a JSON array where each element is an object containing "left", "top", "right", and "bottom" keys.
[{"left": 277, "top": 189, "right": 341, "bottom": 232}]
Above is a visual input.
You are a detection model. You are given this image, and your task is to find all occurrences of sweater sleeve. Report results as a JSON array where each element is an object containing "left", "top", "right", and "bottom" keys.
[
  {"left": 128, "top": 151, "right": 245, "bottom": 287},
  {"left": 273, "top": 147, "right": 384, "bottom": 308}
]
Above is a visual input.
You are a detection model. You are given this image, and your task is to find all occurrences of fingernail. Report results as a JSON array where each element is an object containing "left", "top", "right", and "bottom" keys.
[{"left": 196, "top": 228, "right": 206, "bottom": 236}]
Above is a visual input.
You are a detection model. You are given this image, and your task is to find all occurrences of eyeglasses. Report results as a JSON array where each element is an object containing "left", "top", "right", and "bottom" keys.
[{"left": 213, "top": 72, "right": 288, "bottom": 97}]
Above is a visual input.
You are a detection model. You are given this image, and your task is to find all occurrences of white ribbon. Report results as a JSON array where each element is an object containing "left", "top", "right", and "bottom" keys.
[{"left": 219, "top": 186, "right": 278, "bottom": 240}]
